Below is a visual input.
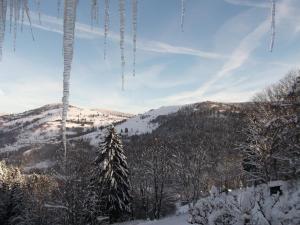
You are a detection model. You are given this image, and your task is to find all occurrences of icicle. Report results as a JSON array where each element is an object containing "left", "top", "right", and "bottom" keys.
[
  {"left": 57, "top": 0, "right": 61, "bottom": 18},
  {"left": 104, "top": 0, "right": 109, "bottom": 60},
  {"left": 9, "top": 0, "right": 12, "bottom": 33},
  {"left": 119, "top": 0, "right": 125, "bottom": 90},
  {"left": 62, "top": 0, "right": 77, "bottom": 161},
  {"left": 181, "top": 0, "right": 186, "bottom": 32},
  {"left": 0, "top": 0, "right": 8, "bottom": 61},
  {"left": 90, "top": 0, "right": 99, "bottom": 29},
  {"left": 132, "top": 0, "right": 137, "bottom": 76},
  {"left": 269, "top": 0, "right": 275, "bottom": 52},
  {"left": 21, "top": 0, "right": 25, "bottom": 32},
  {"left": 24, "top": 0, "right": 35, "bottom": 41},
  {"left": 13, "top": 0, "right": 21, "bottom": 52},
  {"left": 35, "top": 0, "right": 41, "bottom": 25}
]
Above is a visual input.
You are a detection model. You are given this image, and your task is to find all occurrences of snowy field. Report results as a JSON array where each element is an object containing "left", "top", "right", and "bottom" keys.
[{"left": 114, "top": 214, "right": 189, "bottom": 225}]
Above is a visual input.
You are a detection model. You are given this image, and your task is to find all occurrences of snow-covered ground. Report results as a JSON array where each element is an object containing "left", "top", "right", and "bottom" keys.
[
  {"left": 189, "top": 180, "right": 300, "bottom": 225},
  {"left": 114, "top": 204, "right": 189, "bottom": 225},
  {"left": 114, "top": 214, "right": 189, "bottom": 225},
  {"left": 116, "top": 105, "right": 181, "bottom": 136},
  {"left": 115, "top": 180, "right": 300, "bottom": 225}
]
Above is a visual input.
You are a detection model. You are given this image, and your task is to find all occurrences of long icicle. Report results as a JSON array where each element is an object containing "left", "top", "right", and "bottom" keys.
[
  {"left": 35, "top": 0, "right": 41, "bottom": 24},
  {"left": 24, "top": 0, "right": 35, "bottom": 41},
  {"left": 269, "top": 0, "right": 275, "bottom": 52},
  {"left": 13, "top": 0, "right": 21, "bottom": 52},
  {"left": 104, "top": 0, "right": 109, "bottom": 60},
  {"left": 9, "top": 0, "right": 12, "bottom": 33},
  {"left": 0, "top": 0, "right": 8, "bottom": 61},
  {"left": 181, "top": 0, "right": 186, "bottom": 32},
  {"left": 57, "top": 0, "right": 61, "bottom": 18},
  {"left": 132, "top": 0, "right": 137, "bottom": 76},
  {"left": 21, "top": 0, "right": 25, "bottom": 32},
  {"left": 62, "top": 0, "right": 77, "bottom": 163},
  {"left": 90, "top": 0, "right": 99, "bottom": 29},
  {"left": 119, "top": 0, "right": 125, "bottom": 90}
]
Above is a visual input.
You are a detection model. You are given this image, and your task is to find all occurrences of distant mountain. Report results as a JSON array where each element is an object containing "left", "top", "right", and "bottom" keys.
[
  {"left": 0, "top": 103, "right": 184, "bottom": 171},
  {"left": 0, "top": 101, "right": 249, "bottom": 172},
  {"left": 0, "top": 103, "right": 132, "bottom": 152}
]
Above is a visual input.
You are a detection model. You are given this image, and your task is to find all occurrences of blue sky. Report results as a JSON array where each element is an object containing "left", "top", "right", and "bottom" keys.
[{"left": 1, "top": 0, "right": 300, "bottom": 114}]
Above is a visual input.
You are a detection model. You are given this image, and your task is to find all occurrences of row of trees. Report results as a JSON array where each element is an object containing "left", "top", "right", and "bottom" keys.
[
  {"left": 241, "top": 71, "right": 300, "bottom": 184},
  {"left": 125, "top": 101, "right": 246, "bottom": 219}
]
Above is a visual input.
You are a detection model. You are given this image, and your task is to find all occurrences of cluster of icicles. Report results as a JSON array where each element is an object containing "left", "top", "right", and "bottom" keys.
[{"left": 0, "top": 0, "right": 277, "bottom": 157}]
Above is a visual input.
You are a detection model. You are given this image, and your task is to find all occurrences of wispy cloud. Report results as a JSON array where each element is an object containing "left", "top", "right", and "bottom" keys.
[
  {"left": 26, "top": 13, "right": 226, "bottom": 60},
  {"left": 224, "top": 0, "right": 269, "bottom": 8},
  {"left": 153, "top": 0, "right": 298, "bottom": 106},
  {"left": 0, "top": 55, "right": 61, "bottom": 113},
  {"left": 0, "top": 79, "right": 61, "bottom": 113},
  {"left": 155, "top": 19, "right": 269, "bottom": 105},
  {"left": 125, "top": 64, "right": 197, "bottom": 90},
  {"left": 0, "top": 88, "right": 4, "bottom": 96}
]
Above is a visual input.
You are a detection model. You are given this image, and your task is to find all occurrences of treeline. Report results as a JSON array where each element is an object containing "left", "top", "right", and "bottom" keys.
[
  {"left": 124, "top": 70, "right": 300, "bottom": 220},
  {"left": 241, "top": 71, "right": 299, "bottom": 183},
  {"left": 125, "top": 102, "right": 246, "bottom": 219}
]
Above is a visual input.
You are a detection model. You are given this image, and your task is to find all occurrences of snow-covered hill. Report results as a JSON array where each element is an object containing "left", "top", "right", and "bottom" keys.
[
  {"left": 0, "top": 103, "right": 184, "bottom": 152},
  {"left": 0, "top": 104, "right": 132, "bottom": 153},
  {"left": 0, "top": 101, "right": 242, "bottom": 171},
  {"left": 116, "top": 105, "right": 181, "bottom": 136}
]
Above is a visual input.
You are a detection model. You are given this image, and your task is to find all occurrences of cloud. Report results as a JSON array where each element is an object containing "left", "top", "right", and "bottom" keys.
[
  {"left": 156, "top": 19, "right": 269, "bottom": 105},
  {"left": 0, "top": 80, "right": 61, "bottom": 113},
  {"left": 153, "top": 0, "right": 298, "bottom": 106},
  {"left": 0, "top": 55, "right": 61, "bottom": 113},
  {"left": 25, "top": 13, "right": 226, "bottom": 60},
  {"left": 0, "top": 88, "right": 4, "bottom": 96},
  {"left": 224, "top": 0, "right": 269, "bottom": 8},
  {"left": 138, "top": 41, "right": 226, "bottom": 59},
  {"left": 124, "top": 64, "right": 198, "bottom": 90}
]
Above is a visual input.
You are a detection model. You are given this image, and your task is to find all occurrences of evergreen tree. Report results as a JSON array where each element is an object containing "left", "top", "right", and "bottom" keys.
[
  {"left": 89, "top": 125, "right": 131, "bottom": 223},
  {"left": 0, "top": 183, "right": 27, "bottom": 225}
]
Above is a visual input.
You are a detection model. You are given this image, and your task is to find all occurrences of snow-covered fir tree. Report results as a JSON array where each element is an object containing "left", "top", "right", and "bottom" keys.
[{"left": 89, "top": 125, "right": 131, "bottom": 223}]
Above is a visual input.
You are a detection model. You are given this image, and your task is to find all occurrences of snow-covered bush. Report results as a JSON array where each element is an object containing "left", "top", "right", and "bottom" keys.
[
  {"left": 188, "top": 186, "right": 238, "bottom": 225},
  {"left": 188, "top": 180, "right": 300, "bottom": 225}
]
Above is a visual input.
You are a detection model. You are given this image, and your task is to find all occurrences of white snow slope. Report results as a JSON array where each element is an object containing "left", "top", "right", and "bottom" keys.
[
  {"left": 114, "top": 214, "right": 189, "bottom": 225},
  {"left": 116, "top": 105, "right": 181, "bottom": 136},
  {"left": 0, "top": 104, "right": 182, "bottom": 153},
  {"left": 0, "top": 104, "right": 132, "bottom": 153}
]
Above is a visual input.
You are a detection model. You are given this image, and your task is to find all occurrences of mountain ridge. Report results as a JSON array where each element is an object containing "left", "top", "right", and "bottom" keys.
[{"left": 0, "top": 101, "right": 248, "bottom": 172}]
